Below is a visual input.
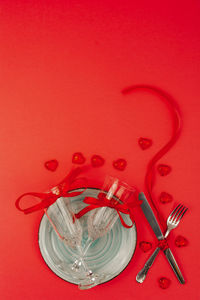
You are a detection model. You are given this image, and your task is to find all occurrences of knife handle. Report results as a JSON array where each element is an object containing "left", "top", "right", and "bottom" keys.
[
  {"left": 136, "top": 247, "right": 160, "bottom": 283},
  {"left": 163, "top": 248, "right": 185, "bottom": 284},
  {"left": 136, "top": 246, "right": 186, "bottom": 284}
]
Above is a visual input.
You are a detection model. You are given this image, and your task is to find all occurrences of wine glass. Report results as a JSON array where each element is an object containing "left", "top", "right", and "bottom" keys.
[
  {"left": 76, "top": 176, "right": 136, "bottom": 289},
  {"left": 45, "top": 196, "right": 98, "bottom": 286}
]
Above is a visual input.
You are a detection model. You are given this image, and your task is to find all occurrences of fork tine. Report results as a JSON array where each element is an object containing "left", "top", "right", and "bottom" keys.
[
  {"left": 173, "top": 205, "right": 185, "bottom": 222},
  {"left": 168, "top": 204, "right": 182, "bottom": 221},
  {"left": 175, "top": 207, "right": 188, "bottom": 224},
  {"left": 168, "top": 204, "right": 181, "bottom": 220}
]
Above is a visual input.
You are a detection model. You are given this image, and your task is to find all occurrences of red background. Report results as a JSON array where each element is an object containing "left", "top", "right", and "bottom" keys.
[{"left": 0, "top": 1, "right": 200, "bottom": 299}]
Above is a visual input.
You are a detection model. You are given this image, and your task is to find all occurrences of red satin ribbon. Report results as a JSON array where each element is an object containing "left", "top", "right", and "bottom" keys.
[
  {"left": 75, "top": 192, "right": 141, "bottom": 228},
  {"left": 122, "top": 85, "right": 182, "bottom": 230},
  {"left": 158, "top": 239, "right": 169, "bottom": 251},
  {"left": 15, "top": 167, "right": 87, "bottom": 214}
]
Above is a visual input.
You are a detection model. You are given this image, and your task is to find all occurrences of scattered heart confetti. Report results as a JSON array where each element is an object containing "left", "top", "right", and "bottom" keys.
[
  {"left": 138, "top": 137, "right": 152, "bottom": 150},
  {"left": 158, "top": 277, "right": 171, "bottom": 289},
  {"left": 157, "top": 164, "right": 172, "bottom": 176},
  {"left": 44, "top": 160, "right": 58, "bottom": 172},
  {"left": 91, "top": 155, "right": 105, "bottom": 167},
  {"left": 175, "top": 235, "right": 188, "bottom": 247},
  {"left": 139, "top": 241, "right": 152, "bottom": 252},
  {"left": 159, "top": 192, "right": 173, "bottom": 204},
  {"left": 113, "top": 159, "right": 127, "bottom": 171},
  {"left": 72, "top": 152, "right": 86, "bottom": 164}
]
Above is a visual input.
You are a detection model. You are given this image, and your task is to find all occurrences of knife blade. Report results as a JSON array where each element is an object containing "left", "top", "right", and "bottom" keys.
[
  {"left": 138, "top": 192, "right": 185, "bottom": 284},
  {"left": 139, "top": 192, "right": 164, "bottom": 240}
]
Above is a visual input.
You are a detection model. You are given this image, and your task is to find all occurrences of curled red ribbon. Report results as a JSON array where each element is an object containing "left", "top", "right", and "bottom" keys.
[
  {"left": 122, "top": 85, "right": 182, "bottom": 230},
  {"left": 75, "top": 192, "right": 141, "bottom": 228},
  {"left": 15, "top": 167, "right": 87, "bottom": 214},
  {"left": 158, "top": 239, "right": 169, "bottom": 251}
]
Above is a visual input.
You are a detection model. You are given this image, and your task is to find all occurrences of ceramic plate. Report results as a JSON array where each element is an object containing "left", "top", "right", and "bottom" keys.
[{"left": 38, "top": 188, "right": 137, "bottom": 285}]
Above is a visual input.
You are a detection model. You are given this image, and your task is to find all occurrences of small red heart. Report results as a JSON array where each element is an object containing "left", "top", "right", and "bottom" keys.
[
  {"left": 113, "top": 159, "right": 127, "bottom": 171},
  {"left": 91, "top": 155, "right": 105, "bottom": 167},
  {"left": 157, "top": 164, "right": 172, "bottom": 176},
  {"left": 159, "top": 192, "right": 173, "bottom": 204},
  {"left": 138, "top": 137, "right": 152, "bottom": 150},
  {"left": 175, "top": 235, "right": 188, "bottom": 247},
  {"left": 139, "top": 241, "right": 152, "bottom": 253},
  {"left": 158, "top": 277, "right": 171, "bottom": 289},
  {"left": 44, "top": 160, "right": 59, "bottom": 172},
  {"left": 72, "top": 152, "right": 86, "bottom": 164}
]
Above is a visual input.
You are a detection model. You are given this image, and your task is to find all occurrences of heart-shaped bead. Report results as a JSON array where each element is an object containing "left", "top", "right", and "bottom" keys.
[
  {"left": 113, "top": 159, "right": 127, "bottom": 171},
  {"left": 159, "top": 192, "right": 173, "bottom": 203},
  {"left": 158, "top": 277, "right": 171, "bottom": 289},
  {"left": 157, "top": 164, "right": 171, "bottom": 176},
  {"left": 175, "top": 235, "right": 188, "bottom": 247},
  {"left": 139, "top": 241, "right": 152, "bottom": 252},
  {"left": 138, "top": 137, "right": 152, "bottom": 150},
  {"left": 44, "top": 160, "right": 59, "bottom": 172},
  {"left": 91, "top": 155, "right": 105, "bottom": 167},
  {"left": 72, "top": 152, "right": 86, "bottom": 164}
]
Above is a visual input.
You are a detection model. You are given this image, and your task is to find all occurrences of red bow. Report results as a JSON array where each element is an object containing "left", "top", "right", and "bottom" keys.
[
  {"left": 158, "top": 238, "right": 169, "bottom": 251},
  {"left": 15, "top": 167, "right": 87, "bottom": 214},
  {"left": 75, "top": 192, "right": 141, "bottom": 228}
]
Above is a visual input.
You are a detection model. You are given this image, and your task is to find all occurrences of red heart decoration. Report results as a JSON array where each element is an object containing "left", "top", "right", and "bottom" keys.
[
  {"left": 158, "top": 277, "right": 171, "bottom": 289},
  {"left": 175, "top": 235, "right": 188, "bottom": 247},
  {"left": 91, "top": 155, "right": 105, "bottom": 167},
  {"left": 72, "top": 152, "right": 86, "bottom": 164},
  {"left": 138, "top": 137, "right": 152, "bottom": 150},
  {"left": 157, "top": 164, "right": 172, "bottom": 176},
  {"left": 139, "top": 241, "right": 152, "bottom": 252},
  {"left": 44, "top": 160, "right": 59, "bottom": 172},
  {"left": 159, "top": 192, "right": 173, "bottom": 204},
  {"left": 113, "top": 159, "right": 127, "bottom": 171}
]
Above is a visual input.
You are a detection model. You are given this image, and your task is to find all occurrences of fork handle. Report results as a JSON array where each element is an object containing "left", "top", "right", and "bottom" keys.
[
  {"left": 136, "top": 247, "right": 160, "bottom": 283},
  {"left": 163, "top": 248, "right": 185, "bottom": 284}
]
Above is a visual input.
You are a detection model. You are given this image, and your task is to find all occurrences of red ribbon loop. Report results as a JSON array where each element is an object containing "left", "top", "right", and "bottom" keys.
[
  {"left": 75, "top": 192, "right": 141, "bottom": 228},
  {"left": 158, "top": 239, "right": 169, "bottom": 251},
  {"left": 15, "top": 167, "right": 87, "bottom": 214}
]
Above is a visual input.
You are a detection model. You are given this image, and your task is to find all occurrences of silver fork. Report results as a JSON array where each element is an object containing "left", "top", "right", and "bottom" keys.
[
  {"left": 136, "top": 204, "right": 188, "bottom": 283},
  {"left": 164, "top": 204, "right": 188, "bottom": 238}
]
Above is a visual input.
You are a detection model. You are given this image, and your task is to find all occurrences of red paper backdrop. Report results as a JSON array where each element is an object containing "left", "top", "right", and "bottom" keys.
[{"left": 0, "top": 1, "right": 200, "bottom": 299}]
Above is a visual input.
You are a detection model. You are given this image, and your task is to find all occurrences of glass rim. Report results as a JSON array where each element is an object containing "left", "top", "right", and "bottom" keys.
[{"left": 103, "top": 175, "right": 137, "bottom": 193}]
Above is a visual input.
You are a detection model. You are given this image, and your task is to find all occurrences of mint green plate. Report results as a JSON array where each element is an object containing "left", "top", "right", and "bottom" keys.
[{"left": 38, "top": 188, "right": 137, "bottom": 285}]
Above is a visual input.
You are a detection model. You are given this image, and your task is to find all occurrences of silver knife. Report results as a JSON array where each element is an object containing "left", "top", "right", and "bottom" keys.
[{"left": 136, "top": 192, "right": 185, "bottom": 284}]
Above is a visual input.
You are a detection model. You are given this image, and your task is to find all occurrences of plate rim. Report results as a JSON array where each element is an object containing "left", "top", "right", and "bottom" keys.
[{"left": 38, "top": 187, "right": 137, "bottom": 286}]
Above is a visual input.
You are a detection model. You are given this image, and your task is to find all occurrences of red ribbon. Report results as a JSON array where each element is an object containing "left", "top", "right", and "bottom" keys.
[
  {"left": 15, "top": 167, "right": 87, "bottom": 214},
  {"left": 75, "top": 192, "right": 141, "bottom": 228},
  {"left": 158, "top": 239, "right": 169, "bottom": 251},
  {"left": 122, "top": 85, "right": 182, "bottom": 230}
]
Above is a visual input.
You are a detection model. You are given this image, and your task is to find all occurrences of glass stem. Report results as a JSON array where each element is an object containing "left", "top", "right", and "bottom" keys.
[
  {"left": 76, "top": 245, "right": 93, "bottom": 275},
  {"left": 82, "top": 238, "right": 94, "bottom": 257},
  {"left": 72, "top": 238, "right": 94, "bottom": 274}
]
